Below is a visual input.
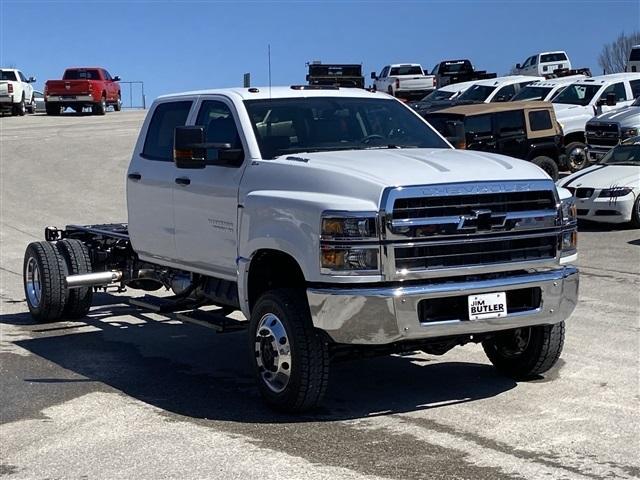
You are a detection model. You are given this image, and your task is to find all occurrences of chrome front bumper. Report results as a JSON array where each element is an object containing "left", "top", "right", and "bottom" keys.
[{"left": 307, "top": 267, "right": 579, "bottom": 345}]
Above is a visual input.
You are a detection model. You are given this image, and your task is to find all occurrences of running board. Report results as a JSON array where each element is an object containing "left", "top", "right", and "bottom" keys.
[
  {"left": 129, "top": 295, "right": 205, "bottom": 313},
  {"left": 176, "top": 309, "right": 247, "bottom": 333}
]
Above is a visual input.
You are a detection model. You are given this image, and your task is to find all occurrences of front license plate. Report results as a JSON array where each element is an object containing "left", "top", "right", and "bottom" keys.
[{"left": 468, "top": 292, "right": 507, "bottom": 320}]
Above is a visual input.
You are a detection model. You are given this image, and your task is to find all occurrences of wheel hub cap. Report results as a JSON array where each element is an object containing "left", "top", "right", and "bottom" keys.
[
  {"left": 25, "top": 257, "right": 42, "bottom": 308},
  {"left": 255, "top": 313, "right": 291, "bottom": 393}
]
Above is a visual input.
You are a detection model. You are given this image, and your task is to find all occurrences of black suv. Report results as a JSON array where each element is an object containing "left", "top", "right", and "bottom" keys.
[{"left": 424, "top": 101, "right": 565, "bottom": 180}]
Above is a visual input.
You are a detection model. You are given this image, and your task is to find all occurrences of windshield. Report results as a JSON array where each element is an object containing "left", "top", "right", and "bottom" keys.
[
  {"left": 600, "top": 144, "right": 640, "bottom": 165},
  {"left": 63, "top": 69, "right": 101, "bottom": 80},
  {"left": 390, "top": 66, "right": 423, "bottom": 76},
  {"left": 457, "top": 84, "right": 496, "bottom": 102},
  {"left": 552, "top": 83, "right": 601, "bottom": 106},
  {"left": 512, "top": 86, "right": 552, "bottom": 101},
  {"left": 0, "top": 70, "right": 17, "bottom": 81},
  {"left": 419, "top": 89, "right": 455, "bottom": 102},
  {"left": 244, "top": 97, "right": 449, "bottom": 159}
]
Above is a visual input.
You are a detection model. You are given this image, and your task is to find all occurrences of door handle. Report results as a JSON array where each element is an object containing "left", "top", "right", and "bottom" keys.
[
  {"left": 128, "top": 172, "right": 141, "bottom": 181},
  {"left": 175, "top": 177, "right": 191, "bottom": 186}
]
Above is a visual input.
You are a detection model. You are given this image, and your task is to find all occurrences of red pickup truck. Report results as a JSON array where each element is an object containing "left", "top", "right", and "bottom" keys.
[{"left": 44, "top": 67, "right": 121, "bottom": 115}]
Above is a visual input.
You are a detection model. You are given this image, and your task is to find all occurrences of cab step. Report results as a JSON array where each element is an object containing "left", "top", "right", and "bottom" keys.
[
  {"left": 175, "top": 309, "right": 247, "bottom": 333},
  {"left": 129, "top": 295, "right": 205, "bottom": 313}
]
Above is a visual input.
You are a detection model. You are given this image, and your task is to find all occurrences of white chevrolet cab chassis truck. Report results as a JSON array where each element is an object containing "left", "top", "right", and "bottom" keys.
[{"left": 23, "top": 86, "right": 579, "bottom": 412}]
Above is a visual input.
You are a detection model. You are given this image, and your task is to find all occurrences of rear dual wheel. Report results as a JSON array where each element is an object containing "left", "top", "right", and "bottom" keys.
[
  {"left": 23, "top": 240, "right": 93, "bottom": 322},
  {"left": 12, "top": 96, "right": 26, "bottom": 116}
]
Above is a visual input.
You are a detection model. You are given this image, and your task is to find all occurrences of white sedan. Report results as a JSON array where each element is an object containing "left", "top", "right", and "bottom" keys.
[{"left": 557, "top": 137, "right": 640, "bottom": 227}]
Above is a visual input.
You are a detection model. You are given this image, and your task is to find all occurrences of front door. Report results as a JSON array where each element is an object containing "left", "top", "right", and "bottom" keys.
[
  {"left": 494, "top": 110, "right": 528, "bottom": 159},
  {"left": 172, "top": 98, "right": 246, "bottom": 279},
  {"left": 127, "top": 99, "right": 194, "bottom": 263}
]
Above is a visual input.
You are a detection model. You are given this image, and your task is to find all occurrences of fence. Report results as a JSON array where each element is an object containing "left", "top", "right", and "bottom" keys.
[{"left": 119, "top": 81, "right": 146, "bottom": 109}]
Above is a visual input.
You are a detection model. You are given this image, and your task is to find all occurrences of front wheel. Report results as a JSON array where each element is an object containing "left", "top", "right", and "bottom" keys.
[
  {"left": 531, "top": 156, "right": 559, "bottom": 181},
  {"left": 482, "top": 322, "right": 565, "bottom": 379},
  {"left": 114, "top": 95, "right": 122, "bottom": 111},
  {"left": 631, "top": 195, "right": 640, "bottom": 228},
  {"left": 27, "top": 95, "right": 36, "bottom": 114},
  {"left": 565, "top": 142, "right": 588, "bottom": 172},
  {"left": 249, "top": 289, "right": 329, "bottom": 412}
]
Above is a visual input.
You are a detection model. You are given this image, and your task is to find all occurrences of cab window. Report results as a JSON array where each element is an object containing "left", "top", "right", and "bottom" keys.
[
  {"left": 196, "top": 100, "right": 242, "bottom": 163},
  {"left": 630, "top": 79, "right": 640, "bottom": 98},
  {"left": 529, "top": 110, "right": 553, "bottom": 131},
  {"left": 495, "top": 111, "right": 525, "bottom": 135},
  {"left": 464, "top": 115, "right": 492, "bottom": 137},
  {"left": 492, "top": 84, "right": 516, "bottom": 102},
  {"left": 601, "top": 82, "right": 627, "bottom": 102},
  {"left": 142, "top": 101, "right": 193, "bottom": 161}
]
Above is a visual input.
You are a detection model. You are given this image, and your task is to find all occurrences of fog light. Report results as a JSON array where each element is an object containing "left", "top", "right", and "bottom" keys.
[{"left": 321, "top": 247, "right": 379, "bottom": 272}]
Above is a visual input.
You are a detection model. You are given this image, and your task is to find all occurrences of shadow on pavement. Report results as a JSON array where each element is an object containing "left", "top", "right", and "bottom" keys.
[{"left": 1, "top": 294, "right": 517, "bottom": 424}]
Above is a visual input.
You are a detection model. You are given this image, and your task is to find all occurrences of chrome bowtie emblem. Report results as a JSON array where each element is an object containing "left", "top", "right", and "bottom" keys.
[{"left": 458, "top": 209, "right": 505, "bottom": 232}]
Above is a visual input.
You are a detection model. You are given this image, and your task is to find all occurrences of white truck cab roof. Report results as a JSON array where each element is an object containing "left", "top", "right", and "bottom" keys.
[
  {"left": 157, "top": 85, "right": 386, "bottom": 102},
  {"left": 568, "top": 72, "right": 640, "bottom": 86},
  {"left": 471, "top": 75, "right": 543, "bottom": 87}
]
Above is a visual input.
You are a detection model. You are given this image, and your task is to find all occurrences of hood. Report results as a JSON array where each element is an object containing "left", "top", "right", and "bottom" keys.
[
  {"left": 558, "top": 164, "right": 640, "bottom": 189},
  {"left": 589, "top": 106, "right": 640, "bottom": 126},
  {"left": 553, "top": 103, "right": 594, "bottom": 118},
  {"left": 411, "top": 99, "right": 457, "bottom": 113}
]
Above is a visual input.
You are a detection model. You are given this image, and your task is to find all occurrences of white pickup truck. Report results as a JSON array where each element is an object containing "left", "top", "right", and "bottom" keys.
[
  {"left": 551, "top": 73, "right": 640, "bottom": 171},
  {"left": 0, "top": 68, "right": 36, "bottom": 115},
  {"left": 23, "top": 86, "right": 579, "bottom": 412},
  {"left": 371, "top": 64, "right": 436, "bottom": 99}
]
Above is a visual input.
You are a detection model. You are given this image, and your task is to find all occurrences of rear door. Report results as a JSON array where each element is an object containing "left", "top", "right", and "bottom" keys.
[
  {"left": 127, "top": 99, "right": 195, "bottom": 264},
  {"left": 494, "top": 110, "right": 527, "bottom": 159},
  {"left": 172, "top": 97, "right": 247, "bottom": 278}
]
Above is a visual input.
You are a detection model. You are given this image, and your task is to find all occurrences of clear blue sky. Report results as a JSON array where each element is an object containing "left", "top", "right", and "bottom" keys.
[{"left": 2, "top": 0, "right": 638, "bottom": 105}]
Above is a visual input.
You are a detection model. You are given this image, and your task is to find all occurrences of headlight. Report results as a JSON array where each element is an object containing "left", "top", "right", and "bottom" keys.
[
  {"left": 598, "top": 187, "right": 633, "bottom": 198},
  {"left": 321, "top": 213, "right": 378, "bottom": 240},
  {"left": 560, "top": 196, "right": 577, "bottom": 224},
  {"left": 321, "top": 246, "right": 379, "bottom": 272},
  {"left": 320, "top": 212, "right": 380, "bottom": 274},
  {"left": 621, "top": 127, "right": 638, "bottom": 139},
  {"left": 560, "top": 196, "right": 577, "bottom": 256}
]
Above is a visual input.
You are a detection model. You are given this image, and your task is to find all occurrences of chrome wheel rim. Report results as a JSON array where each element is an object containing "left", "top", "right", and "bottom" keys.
[
  {"left": 568, "top": 146, "right": 586, "bottom": 170},
  {"left": 496, "top": 328, "right": 531, "bottom": 357},
  {"left": 255, "top": 313, "right": 291, "bottom": 393},
  {"left": 25, "top": 257, "right": 42, "bottom": 308}
]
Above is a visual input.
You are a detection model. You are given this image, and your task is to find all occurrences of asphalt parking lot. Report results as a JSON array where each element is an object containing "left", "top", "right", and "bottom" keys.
[{"left": 1, "top": 111, "right": 639, "bottom": 480}]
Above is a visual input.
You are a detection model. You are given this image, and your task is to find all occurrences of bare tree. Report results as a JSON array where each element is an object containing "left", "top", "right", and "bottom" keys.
[{"left": 598, "top": 31, "right": 640, "bottom": 74}]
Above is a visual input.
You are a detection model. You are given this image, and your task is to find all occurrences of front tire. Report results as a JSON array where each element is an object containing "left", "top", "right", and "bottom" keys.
[
  {"left": 565, "top": 142, "right": 588, "bottom": 172},
  {"left": 114, "top": 95, "right": 122, "bottom": 111},
  {"left": 482, "top": 322, "right": 565, "bottom": 379},
  {"left": 27, "top": 95, "right": 36, "bottom": 114},
  {"left": 631, "top": 195, "right": 640, "bottom": 228},
  {"left": 23, "top": 242, "right": 67, "bottom": 322},
  {"left": 249, "top": 289, "right": 329, "bottom": 412},
  {"left": 56, "top": 239, "right": 93, "bottom": 318},
  {"left": 531, "top": 156, "right": 559, "bottom": 181}
]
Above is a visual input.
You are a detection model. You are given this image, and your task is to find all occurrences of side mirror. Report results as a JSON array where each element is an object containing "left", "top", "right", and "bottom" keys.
[
  {"left": 516, "top": 63, "right": 521, "bottom": 70},
  {"left": 28, "top": 77, "right": 36, "bottom": 83},
  {"left": 113, "top": 75, "right": 121, "bottom": 82},
  {"left": 370, "top": 72, "right": 377, "bottom": 80},
  {"left": 605, "top": 92, "right": 617, "bottom": 106},
  {"left": 174, "top": 126, "right": 207, "bottom": 169},
  {"left": 173, "top": 126, "right": 245, "bottom": 169}
]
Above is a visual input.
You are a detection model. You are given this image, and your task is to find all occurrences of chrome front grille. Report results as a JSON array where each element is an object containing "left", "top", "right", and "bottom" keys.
[{"left": 382, "top": 181, "right": 561, "bottom": 279}]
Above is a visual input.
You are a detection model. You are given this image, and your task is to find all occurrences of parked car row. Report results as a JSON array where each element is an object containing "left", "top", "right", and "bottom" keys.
[{"left": 0, "top": 66, "right": 121, "bottom": 116}]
